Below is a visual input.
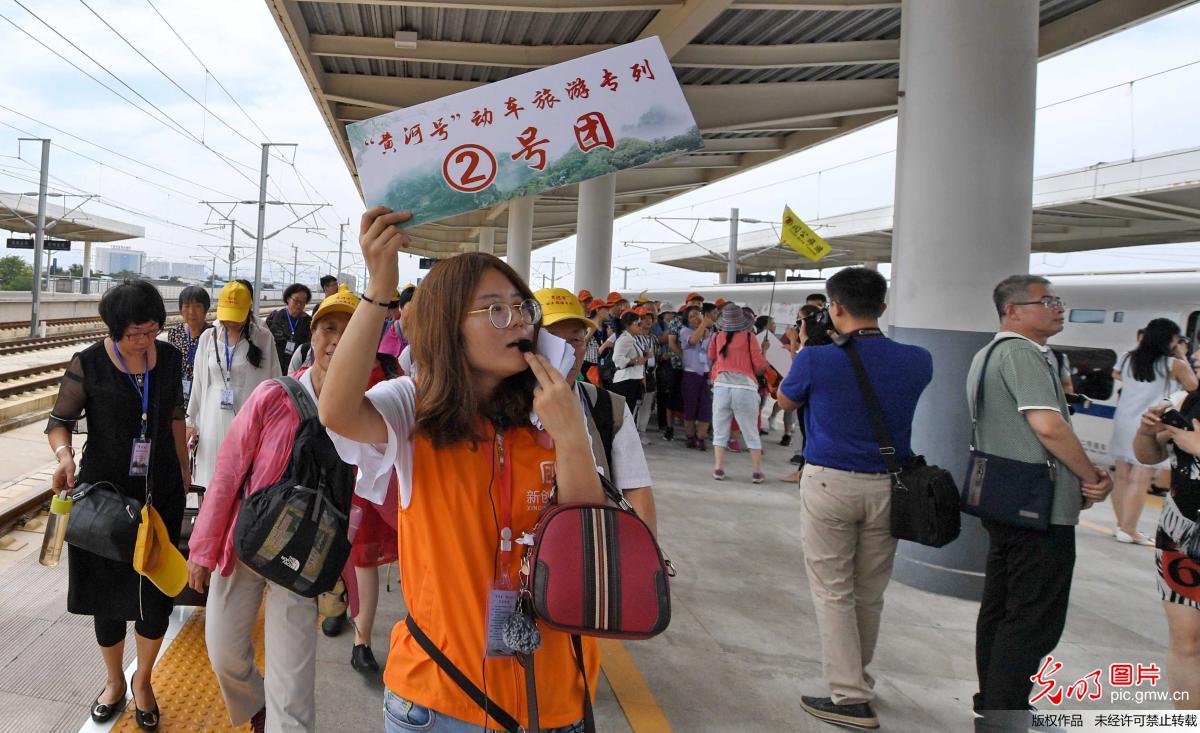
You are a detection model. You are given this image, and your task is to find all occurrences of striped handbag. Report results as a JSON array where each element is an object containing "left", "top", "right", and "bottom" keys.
[{"left": 522, "top": 475, "right": 674, "bottom": 639}]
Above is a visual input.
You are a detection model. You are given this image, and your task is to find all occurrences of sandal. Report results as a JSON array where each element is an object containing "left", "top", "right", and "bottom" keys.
[{"left": 91, "top": 678, "right": 128, "bottom": 723}]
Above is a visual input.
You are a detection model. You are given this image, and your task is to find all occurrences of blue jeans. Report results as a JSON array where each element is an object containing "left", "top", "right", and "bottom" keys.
[{"left": 384, "top": 689, "right": 585, "bottom": 733}]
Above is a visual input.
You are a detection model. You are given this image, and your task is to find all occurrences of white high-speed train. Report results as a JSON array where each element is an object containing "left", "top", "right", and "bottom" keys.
[{"left": 642, "top": 269, "right": 1200, "bottom": 463}]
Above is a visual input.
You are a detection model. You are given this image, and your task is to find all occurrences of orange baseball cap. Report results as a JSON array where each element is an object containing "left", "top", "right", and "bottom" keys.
[
  {"left": 587, "top": 299, "right": 608, "bottom": 314},
  {"left": 606, "top": 291, "right": 627, "bottom": 306},
  {"left": 577, "top": 289, "right": 593, "bottom": 302},
  {"left": 685, "top": 292, "right": 703, "bottom": 303},
  {"left": 715, "top": 298, "right": 728, "bottom": 308}
]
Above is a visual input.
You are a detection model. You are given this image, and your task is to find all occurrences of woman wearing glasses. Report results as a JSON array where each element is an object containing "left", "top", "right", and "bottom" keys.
[
  {"left": 265, "top": 283, "right": 313, "bottom": 368},
  {"left": 186, "top": 281, "right": 281, "bottom": 490},
  {"left": 45, "top": 279, "right": 190, "bottom": 730},
  {"left": 321, "top": 207, "right": 606, "bottom": 733}
]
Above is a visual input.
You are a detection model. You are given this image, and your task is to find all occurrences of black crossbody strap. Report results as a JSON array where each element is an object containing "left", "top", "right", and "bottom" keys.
[
  {"left": 573, "top": 634, "right": 597, "bottom": 733},
  {"left": 840, "top": 340, "right": 901, "bottom": 476},
  {"left": 274, "top": 376, "right": 318, "bottom": 423},
  {"left": 405, "top": 615, "right": 522, "bottom": 733},
  {"left": 969, "top": 337, "right": 1038, "bottom": 449}
]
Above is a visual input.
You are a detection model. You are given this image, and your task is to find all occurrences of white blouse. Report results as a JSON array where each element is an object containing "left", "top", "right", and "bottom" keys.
[{"left": 186, "top": 321, "right": 282, "bottom": 487}]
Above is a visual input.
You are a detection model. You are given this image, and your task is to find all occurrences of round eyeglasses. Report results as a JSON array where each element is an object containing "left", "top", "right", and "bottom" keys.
[{"left": 467, "top": 299, "right": 542, "bottom": 329}]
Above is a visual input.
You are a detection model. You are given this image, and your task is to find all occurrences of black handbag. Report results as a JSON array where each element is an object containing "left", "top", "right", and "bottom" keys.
[
  {"left": 66, "top": 481, "right": 143, "bottom": 563},
  {"left": 961, "top": 339, "right": 1056, "bottom": 531},
  {"left": 842, "top": 338, "right": 961, "bottom": 548}
]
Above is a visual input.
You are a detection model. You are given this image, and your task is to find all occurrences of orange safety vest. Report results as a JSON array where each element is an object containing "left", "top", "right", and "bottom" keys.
[{"left": 384, "top": 421, "right": 601, "bottom": 729}]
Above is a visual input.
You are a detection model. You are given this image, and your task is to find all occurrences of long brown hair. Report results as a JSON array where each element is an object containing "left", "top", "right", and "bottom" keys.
[{"left": 406, "top": 253, "right": 539, "bottom": 447}]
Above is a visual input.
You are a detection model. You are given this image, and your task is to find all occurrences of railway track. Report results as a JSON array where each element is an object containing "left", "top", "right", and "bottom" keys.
[{"left": 0, "top": 362, "right": 69, "bottom": 400}]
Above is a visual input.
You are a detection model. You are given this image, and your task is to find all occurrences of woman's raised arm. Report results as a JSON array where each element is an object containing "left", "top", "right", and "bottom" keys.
[{"left": 319, "top": 207, "right": 412, "bottom": 443}]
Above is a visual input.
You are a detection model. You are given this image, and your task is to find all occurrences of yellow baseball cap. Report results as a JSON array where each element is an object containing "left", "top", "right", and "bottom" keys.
[
  {"left": 216, "top": 281, "right": 252, "bottom": 322},
  {"left": 312, "top": 283, "right": 360, "bottom": 326},
  {"left": 133, "top": 505, "right": 188, "bottom": 596},
  {"left": 534, "top": 288, "right": 597, "bottom": 330}
]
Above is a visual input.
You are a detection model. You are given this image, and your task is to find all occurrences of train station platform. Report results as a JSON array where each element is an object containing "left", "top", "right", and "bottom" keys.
[{"left": 0, "top": 424, "right": 1175, "bottom": 732}]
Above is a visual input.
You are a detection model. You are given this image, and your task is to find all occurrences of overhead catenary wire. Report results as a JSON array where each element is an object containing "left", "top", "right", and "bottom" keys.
[
  {"left": 3, "top": 2, "right": 266, "bottom": 191},
  {"left": 0, "top": 103, "right": 239, "bottom": 199}
]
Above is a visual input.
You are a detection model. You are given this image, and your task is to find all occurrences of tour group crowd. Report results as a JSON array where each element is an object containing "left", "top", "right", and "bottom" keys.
[{"left": 40, "top": 206, "right": 1200, "bottom": 732}]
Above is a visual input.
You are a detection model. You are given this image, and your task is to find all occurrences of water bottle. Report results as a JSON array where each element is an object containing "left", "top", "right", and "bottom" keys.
[{"left": 38, "top": 492, "right": 73, "bottom": 567}]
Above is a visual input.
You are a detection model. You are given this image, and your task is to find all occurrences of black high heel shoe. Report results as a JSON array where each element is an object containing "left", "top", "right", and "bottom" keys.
[{"left": 90, "top": 679, "right": 128, "bottom": 723}]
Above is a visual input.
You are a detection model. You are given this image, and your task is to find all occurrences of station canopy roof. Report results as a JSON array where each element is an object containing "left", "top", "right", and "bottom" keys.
[
  {"left": 0, "top": 193, "right": 145, "bottom": 243},
  {"left": 651, "top": 146, "right": 1200, "bottom": 274},
  {"left": 265, "top": 0, "right": 1190, "bottom": 259}
]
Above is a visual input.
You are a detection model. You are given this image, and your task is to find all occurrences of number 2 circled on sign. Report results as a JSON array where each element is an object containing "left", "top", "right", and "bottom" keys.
[{"left": 443, "top": 144, "right": 498, "bottom": 193}]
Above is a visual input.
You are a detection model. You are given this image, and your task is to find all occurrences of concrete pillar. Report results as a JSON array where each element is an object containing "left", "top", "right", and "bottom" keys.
[
  {"left": 477, "top": 226, "right": 495, "bottom": 255},
  {"left": 774, "top": 268, "right": 787, "bottom": 282},
  {"left": 861, "top": 261, "right": 878, "bottom": 271},
  {"left": 889, "top": 0, "right": 1038, "bottom": 600},
  {"left": 82, "top": 240, "right": 92, "bottom": 294},
  {"left": 717, "top": 271, "right": 728, "bottom": 285},
  {"left": 574, "top": 174, "right": 615, "bottom": 295},
  {"left": 506, "top": 197, "right": 534, "bottom": 285}
]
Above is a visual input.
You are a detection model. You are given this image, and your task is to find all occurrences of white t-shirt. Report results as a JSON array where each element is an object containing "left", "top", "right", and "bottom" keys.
[{"left": 328, "top": 377, "right": 652, "bottom": 508}]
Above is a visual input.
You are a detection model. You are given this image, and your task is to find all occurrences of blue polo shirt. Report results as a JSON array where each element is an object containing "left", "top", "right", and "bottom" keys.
[{"left": 780, "top": 337, "right": 933, "bottom": 473}]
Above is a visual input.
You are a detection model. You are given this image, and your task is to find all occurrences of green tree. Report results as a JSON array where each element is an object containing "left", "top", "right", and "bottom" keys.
[
  {"left": 67, "top": 264, "right": 83, "bottom": 277},
  {"left": 0, "top": 256, "right": 33, "bottom": 291}
]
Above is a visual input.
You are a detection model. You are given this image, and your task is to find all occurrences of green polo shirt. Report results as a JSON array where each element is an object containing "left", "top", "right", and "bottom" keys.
[{"left": 965, "top": 332, "right": 1082, "bottom": 526}]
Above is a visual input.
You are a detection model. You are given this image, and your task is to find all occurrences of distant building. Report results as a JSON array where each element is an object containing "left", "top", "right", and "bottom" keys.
[
  {"left": 94, "top": 245, "right": 146, "bottom": 276},
  {"left": 144, "top": 259, "right": 207, "bottom": 281}
]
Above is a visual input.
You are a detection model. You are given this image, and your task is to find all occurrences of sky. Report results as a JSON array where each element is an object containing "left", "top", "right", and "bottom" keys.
[{"left": 0, "top": 0, "right": 1198, "bottom": 293}]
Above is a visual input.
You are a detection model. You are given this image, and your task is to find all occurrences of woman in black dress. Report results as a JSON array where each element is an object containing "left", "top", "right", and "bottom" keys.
[
  {"left": 45, "top": 279, "right": 189, "bottom": 731},
  {"left": 265, "top": 283, "right": 312, "bottom": 368}
]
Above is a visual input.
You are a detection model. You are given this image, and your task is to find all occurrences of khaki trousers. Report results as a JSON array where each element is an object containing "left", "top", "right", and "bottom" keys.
[
  {"left": 800, "top": 464, "right": 897, "bottom": 705},
  {"left": 206, "top": 559, "right": 318, "bottom": 732}
]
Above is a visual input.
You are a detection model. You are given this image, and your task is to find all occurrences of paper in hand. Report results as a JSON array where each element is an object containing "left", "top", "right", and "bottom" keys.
[{"left": 529, "top": 330, "right": 578, "bottom": 431}]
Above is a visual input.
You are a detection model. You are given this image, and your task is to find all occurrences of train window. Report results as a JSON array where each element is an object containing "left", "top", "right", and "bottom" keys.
[
  {"left": 1069, "top": 309, "right": 1106, "bottom": 324},
  {"left": 1113, "top": 311, "right": 1124, "bottom": 323},
  {"left": 1052, "top": 345, "right": 1117, "bottom": 402}
]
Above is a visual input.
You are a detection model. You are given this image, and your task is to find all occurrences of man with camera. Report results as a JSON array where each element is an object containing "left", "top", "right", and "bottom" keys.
[
  {"left": 969, "top": 275, "right": 1112, "bottom": 731},
  {"left": 777, "top": 268, "right": 932, "bottom": 730}
]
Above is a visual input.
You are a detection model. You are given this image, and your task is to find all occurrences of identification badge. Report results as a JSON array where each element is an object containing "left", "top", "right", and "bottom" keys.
[
  {"left": 181, "top": 378, "right": 192, "bottom": 399},
  {"left": 484, "top": 584, "right": 519, "bottom": 658},
  {"left": 285, "top": 340, "right": 297, "bottom": 355},
  {"left": 220, "top": 387, "right": 236, "bottom": 411},
  {"left": 129, "top": 438, "right": 151, "bottom": 477}
]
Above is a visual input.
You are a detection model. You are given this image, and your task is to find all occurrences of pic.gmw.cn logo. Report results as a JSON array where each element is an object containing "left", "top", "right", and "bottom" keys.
[{"left": 1030, "top": 655, "right": 1189, "bottom": 705}]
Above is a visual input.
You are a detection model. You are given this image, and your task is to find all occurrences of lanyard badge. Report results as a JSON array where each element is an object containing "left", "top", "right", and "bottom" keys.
[
  {"left": 216, "top": 330, "right": 236, "bottom": 410},
  {"left": 113, "top": 344, "right": 152, "bottom": 477}
]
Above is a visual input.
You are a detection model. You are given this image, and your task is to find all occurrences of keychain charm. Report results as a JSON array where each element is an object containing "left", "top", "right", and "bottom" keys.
[{"left": 503, "top": 603, "right": 541, "bottom": 655}]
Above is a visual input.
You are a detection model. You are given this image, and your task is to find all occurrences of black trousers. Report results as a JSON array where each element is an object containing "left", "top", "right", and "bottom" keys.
[
  {"left": 656, "top": 364, "right": 676, "bottom": 429},
  {"left": 609, "top": 378, "right": 644, "bottom": 411},
  {"left": 974, "top": 521, "right": 1076, "bottom": 721},
  {"left": 94, "top": 614, "right": 170, "bottom": 647}
]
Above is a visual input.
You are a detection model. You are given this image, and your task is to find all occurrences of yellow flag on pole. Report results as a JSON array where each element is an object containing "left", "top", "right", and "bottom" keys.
[{"left": 780, "top": 206, "right": 831, "bottom": 262}]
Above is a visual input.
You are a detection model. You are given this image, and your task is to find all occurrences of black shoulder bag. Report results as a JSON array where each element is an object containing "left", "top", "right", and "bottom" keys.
[
  {"left": 841, "top": 337, "right": 961, "bottom": 547},
  {"left": 961, "top": 339, "right": 1056, "bottom": 531},
  {"left": 232, "top": 376, "right": 354, "bottom": 597}
]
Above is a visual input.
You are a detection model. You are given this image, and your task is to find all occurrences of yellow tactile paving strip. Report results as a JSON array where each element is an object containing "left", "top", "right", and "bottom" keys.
[
  {"left": 111, "top": 606, "right": 266, "bottom": 732},
  {"left": 101, "top": 597, "right": 674, "bottom": 733}
]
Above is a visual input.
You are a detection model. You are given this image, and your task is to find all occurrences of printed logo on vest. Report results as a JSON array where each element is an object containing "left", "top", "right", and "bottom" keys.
[{"left": 281, "top": 556, "right": 300, "bottom": 571}]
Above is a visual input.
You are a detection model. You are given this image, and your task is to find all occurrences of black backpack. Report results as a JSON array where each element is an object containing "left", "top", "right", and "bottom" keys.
[{"left": 232, "top": 376, "right": 355, "bottom": 597}]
